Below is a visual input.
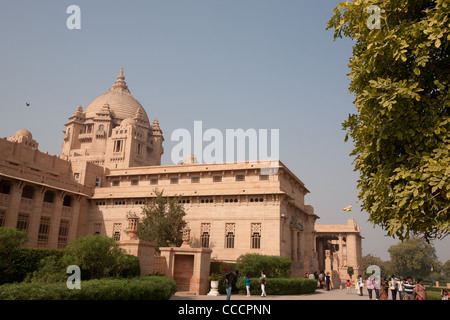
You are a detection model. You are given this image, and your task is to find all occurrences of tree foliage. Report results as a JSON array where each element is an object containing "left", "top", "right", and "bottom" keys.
[
  {"left": 388, "top": 238, "right": 438, "bottom": 279},
  {"left": 0, "top": 227, "right": 28, "bottom": 281},
  {"left": 327, "top": 0, "right": 450, "bottom": 241},
  {"left": 136, "top": 189, "right": 187, "bottom": 252},
  {"left": 61, "top": 235, "right": 140, "bottom": 279},
  {"left": 235, "top": 254, "right": 292, "bottom": 278}
]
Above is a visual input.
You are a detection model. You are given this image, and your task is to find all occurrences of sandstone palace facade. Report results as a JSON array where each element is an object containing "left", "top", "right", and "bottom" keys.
[{"left": 0, "top": 68, "right": 363, "bottom": 281}]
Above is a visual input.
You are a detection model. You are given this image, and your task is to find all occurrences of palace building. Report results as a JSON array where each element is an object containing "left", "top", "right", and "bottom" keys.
[{"left": 0, "top": 68, "right": 363, "bottom": 280}]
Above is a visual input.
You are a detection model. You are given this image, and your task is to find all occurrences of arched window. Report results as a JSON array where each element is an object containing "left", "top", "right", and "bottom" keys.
[
  {"left": 43, "top": 190, "right": 55, "bottom": 203},
  {"left": 63, "top": 195, "right": 73, "bottom": 207},
  {"left": 22, "top": 185, "right": 35, "bottom": 199}
]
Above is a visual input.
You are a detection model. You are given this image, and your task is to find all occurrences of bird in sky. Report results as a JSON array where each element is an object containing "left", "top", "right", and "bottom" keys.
[{"left": 26, "top": 103, "right": 30, "bottom": 107}]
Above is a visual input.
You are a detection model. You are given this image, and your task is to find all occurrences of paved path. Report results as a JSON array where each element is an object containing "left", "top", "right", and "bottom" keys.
[{"left": 171, "top": 288, "right": 372, "bottom": 300}]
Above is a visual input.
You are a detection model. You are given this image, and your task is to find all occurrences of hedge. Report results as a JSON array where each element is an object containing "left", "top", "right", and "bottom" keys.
[
  {"left": 236, "top": 277, "right": 317, "bottom": 295},
  {"left": 235, "top": 254, "right": 292, "bottom": 278},
  {"left": 0, "top": 276, "right": 176, "bottom": 300},
  {"left": 0, "top": 248, "right": 64, "bottom": 284}
]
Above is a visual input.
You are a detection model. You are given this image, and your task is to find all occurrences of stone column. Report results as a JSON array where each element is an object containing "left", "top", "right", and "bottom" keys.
[
  {"left": 67, "top": 195, "right": 82, "bottom": 243},
  {"left": 325, "top": 249, "right": 332, "bottom": 273},
  {"left": 317, "top": 237, "right": 324, "bottom": 272},
  {"left": 347, "top": 233, "right": 361, "bottom": 276},
  {"left": 291, "top": 228, "right": 298, "bottom": 261},
  {"left": 47, "top": 191, "right": 65, "bottom": 249},
  {"left": 27, "top": 186, "right": 46, "bottom": 247},
  {"left": 4, "top": 181, "right": 23, "bottom": 228}
]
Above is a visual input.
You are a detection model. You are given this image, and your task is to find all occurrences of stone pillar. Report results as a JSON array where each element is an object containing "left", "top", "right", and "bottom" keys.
[
  {"left": 347, "top": 233, "right": 362, "bottom": 276},
  {"left": 47, "top": 191, "right": 65, "bottom": 249},
  {"left": 291, "top": 228, "right": 298, "bottom": 261},
  {"left": 67, "top": 195, "right": 82, "bottom": 243},
  {"left": 332, "top": 252, "right": 339, "bottom": 271},
  {"left": 27, "top": 186, "right": 46, "bottom": 247},
  {"left": 317, "top": 238, "right": 324, "bottom": 272},
  {"left": 325, "top": 249, "right": 332, "bottom": 273},
  {"left": 4, "top": 181, "right": 23, "bottom": 228},
  {"left": 338, "top": 234, "right": 343, "bottom": 267}
]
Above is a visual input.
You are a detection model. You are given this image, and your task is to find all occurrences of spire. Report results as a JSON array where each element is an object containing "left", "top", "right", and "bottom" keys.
[{"left": 111, "top": 66, "right": 130, "bottom": 93}]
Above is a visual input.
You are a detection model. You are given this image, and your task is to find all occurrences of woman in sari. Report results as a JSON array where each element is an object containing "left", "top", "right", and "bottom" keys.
[
  {"left": 379, "top": 277, "right": 388, "bottom": 300},
  {"left": 415, "top": 279, "right": 428, "bottom": 300}
]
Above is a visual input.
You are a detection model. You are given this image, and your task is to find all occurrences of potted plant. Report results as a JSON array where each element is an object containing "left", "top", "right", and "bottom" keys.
[{"left": 207, "top": 273, "right": 222, "bottom": 296}]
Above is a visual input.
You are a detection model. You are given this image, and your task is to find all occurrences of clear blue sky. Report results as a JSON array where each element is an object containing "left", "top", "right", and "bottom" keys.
[{"left": 1, "top": 0, "right": 448, "bottom": 262}]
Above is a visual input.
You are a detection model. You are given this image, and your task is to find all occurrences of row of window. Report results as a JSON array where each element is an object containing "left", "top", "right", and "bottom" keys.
[
  {"left": 97, "top": 221, "right": 262, "bottom": 250},
  {"left": 0, "top": 180, "right": 74, "bottom": 206},
  {"left": 109, "top": 173, "right": 270, "bottom": 187},
  {"left": 94, "top": 197, "right": 266, "bottom": 207},
  {"left": 201, "top": 223, "right": 262, "bottom": 249},
  {"left": 0, "top": 210, "right": 69, "bottom": 249}
]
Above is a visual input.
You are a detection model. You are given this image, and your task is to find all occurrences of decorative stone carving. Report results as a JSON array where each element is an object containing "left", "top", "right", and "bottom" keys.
[{"left": 182, "top": 226, "right": 191, "bottom": 247}]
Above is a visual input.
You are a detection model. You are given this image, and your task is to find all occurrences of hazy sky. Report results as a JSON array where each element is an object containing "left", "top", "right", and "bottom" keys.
[{"left": 1, "top": 0, "right": 448, "bottom": 263}]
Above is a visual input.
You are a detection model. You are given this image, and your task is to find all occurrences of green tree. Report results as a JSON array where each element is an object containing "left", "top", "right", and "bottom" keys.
[
  {"left": 347, "top": 266, "right": 354, "bottom": 279},
  {"left": 362, "top": 253, "right": 388, "bottom": 277},
  {"left": 235, "top": 254, "right": 292, "bottom": 278},
  {"left": 136, "top": 189, "right": 187, "bottom": 252},
  {"left": 388, "top": 237, "right": 439, "bottom": 279},
  {"left": 61, "top": 235, "right": 138, "bottom": 279},
  {"left": 327, "top": 0, "right": 450, "bottom": 241},
  {"left": 442, "top": 260, "right": 450, "bottom": 282},
  {"left": 0, "top": 227, "right": 28, "bottom": 282}
]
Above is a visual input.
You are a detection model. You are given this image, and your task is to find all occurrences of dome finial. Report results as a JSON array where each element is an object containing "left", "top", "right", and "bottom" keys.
[{"left": 111, "top": 66, "right": 129, "bottom": 93}]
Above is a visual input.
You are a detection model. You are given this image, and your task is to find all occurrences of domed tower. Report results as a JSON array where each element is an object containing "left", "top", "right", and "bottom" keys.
[
  {"left": 8, "top": 129, "right": 39, "bottom": 149},
  {"left": 60, "top": 67, "right": 164, "bottom": 169}
]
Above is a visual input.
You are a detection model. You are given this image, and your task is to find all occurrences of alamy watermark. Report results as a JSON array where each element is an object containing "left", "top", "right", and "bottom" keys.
[
  {"left": 171, "top": 121, "right": 280, "bottom": 175},
  {"left": 66, "top": 5, "right": 81, "bottom": 30},
  {"left": 366, "top": 5, "right": 381, "bottom": 30},
  {"left": 66, "top": 265, "right": 81, "bottom": 289}
]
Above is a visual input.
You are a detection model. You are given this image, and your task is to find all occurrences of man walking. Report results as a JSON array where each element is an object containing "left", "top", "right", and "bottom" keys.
[
  {"left": 224, "top": 270, "right": 239, "bottom": 300},
  {"left": 402, "top": 276, "right": 415, "bottom": 300}
]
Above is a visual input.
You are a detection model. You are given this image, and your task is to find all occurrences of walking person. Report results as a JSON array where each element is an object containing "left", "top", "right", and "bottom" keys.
[
  {"left": 379, "top": 277, "right": 388, "bottom": 300},
  {"left": 396, "top": 277, "right": 403, "bottom": 300},
  {"left": 325, "top": 272, "right": 331, "bottom": 291},
  {"left": 415, "top": 279, "right": 427, "bottom": 300},
  {"left": 346, "top": 279, "right": 353, "bottom": 294},
  {"left": 243, "top": 274, "right": 251, "bottom": 297},
  {"left": 402, "top": 276, "right": 415, "bottom": 300},
  {"left": 224, "top": 270, "right": 239, "bottom": 300},
  {"left": 389, "top": 276, "right": 398, "bottom": 300},
  {"left": 366, "top": 277, "right": 374, "bottom": 299},
  {"left": 373, "top": 276, "right": 380, "bottom": 300},
  {"left": 259, "top": 270, "right": 267, "bottom": 297},
  {"left": 358, "top": 274, "right": 364, "bottom": 296}
]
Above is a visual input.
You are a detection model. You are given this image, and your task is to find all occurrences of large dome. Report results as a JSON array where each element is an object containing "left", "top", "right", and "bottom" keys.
[{"left": 84, "top": 67, "right": 150, "bottom": 124}]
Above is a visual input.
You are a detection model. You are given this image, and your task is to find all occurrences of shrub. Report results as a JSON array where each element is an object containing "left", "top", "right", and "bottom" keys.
[
  {"left": 210, "top": 260, "right": 233, "bottom": 275},
  {"left": 235, "top": 254, "right": 292, "bottom": 278},
  {"left": 1, "top": 247, "right": 64, "bottom": 284},
  {"left": 61, "top": 235, "right": 140, "bottom": 280},
  {"left": 24, "top": 255, "right": 67, "bottom": 283},
  {"left": 0, "top": 276, "right": 176, "bottom": 300},
  {"left": 236, "top": 277, "right": 317, "bottom": 295}
]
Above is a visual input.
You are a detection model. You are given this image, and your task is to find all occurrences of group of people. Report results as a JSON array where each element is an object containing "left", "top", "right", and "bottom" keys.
[
  {"left": 346, "top": 274, "right": 448, "bottom": 300},
  {"left": 304, "top": 271, "right": 332, "bottom": 291},
  {"left": 223, "top": 270, "right": 267, "bottom": 300},
  {"left": 222, "top": 269, "right": 450, "bottom": 301}
]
